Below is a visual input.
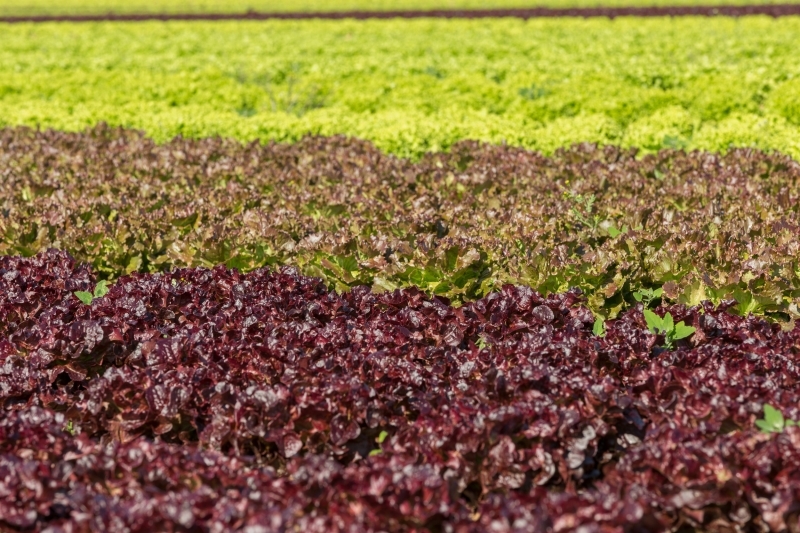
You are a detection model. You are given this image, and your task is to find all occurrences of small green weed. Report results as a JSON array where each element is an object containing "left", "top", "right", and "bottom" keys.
[
  {"left": 607, "top": 224, "right": 628, "bottom": 238},
  {"left": 369, "top": 430, "right": 390, "bottom": 456},
  {"left": 74, "top": 280, "right": 110, "bottom": 305},
  {"left": 564, "top": 192, "right": 602, "bottom": 232},
  {"left": 756, "top": 404, "right": 797, "bottom": 434},
  {"left": 518, "top": 83, "right": 550, "bottom": 101},
  {"left": 643, "top": 308, "right": 695, "bottom": 349},
  {"left": 235, "top": 64, "right": 325, "bottom": 118},
  {"left": 633, "top": 287, "right": 663, "bottom": 308},
  {"left": 592, "top": 315, "right": 606, "bottom": 337}
]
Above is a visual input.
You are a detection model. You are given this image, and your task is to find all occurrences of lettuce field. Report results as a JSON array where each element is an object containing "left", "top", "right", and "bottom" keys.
[
  {"left": 2, "top": 5, "right": 800, "bottom": 533},
  {"left": 3, "top": 19, "right": 800, "bottom": 158}
]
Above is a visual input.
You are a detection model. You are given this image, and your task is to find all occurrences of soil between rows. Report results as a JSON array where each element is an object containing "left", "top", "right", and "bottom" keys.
[{"left": 3, "top": 3, "right": 800, "bottom": 22}]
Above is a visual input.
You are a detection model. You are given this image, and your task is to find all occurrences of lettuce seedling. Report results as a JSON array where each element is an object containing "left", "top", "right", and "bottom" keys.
[
  {"left": 643, "top": 309, "right": 695, "bottom": 349},
  {"left": 74, "top": 280, "right": 110, "bottom": 305},
  {"left": 756, "top": 404, "right": 797, "bottom": 434}
]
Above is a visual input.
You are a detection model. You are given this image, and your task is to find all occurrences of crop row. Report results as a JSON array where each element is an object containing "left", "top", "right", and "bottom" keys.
[
  {"left": 2, "top": 18, "right": 800, "bottom": 158},
  {"left": 3, "top": 0, "right": 798, "bottom": 16},
  {"left": 2, "top": 249, "right": 799, "bottom": 531},
  {"left": 2, "top": 125, "right": 799, "bottom": 320}
]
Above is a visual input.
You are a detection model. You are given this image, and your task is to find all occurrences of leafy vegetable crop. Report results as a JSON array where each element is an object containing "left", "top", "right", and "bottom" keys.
[
  {"left": 2, "top": 126, "right": 800, "bottom": 320},
  {"left": 2, "top": 18, "right": 800, "bottom": 158},
  {"left": 3, "top": 0, "right": 799, "bottom": 17},
  {"left": 2, "top": 250, "right": 800, "bottom": 531}
]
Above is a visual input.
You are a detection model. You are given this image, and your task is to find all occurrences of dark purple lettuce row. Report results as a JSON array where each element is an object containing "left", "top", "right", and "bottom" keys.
[
  {"left": 3, "top": 407, "right": 799, "bottom": 532},
  {"left": 2, "top": 250, "right": 800, "bottom": 532}
]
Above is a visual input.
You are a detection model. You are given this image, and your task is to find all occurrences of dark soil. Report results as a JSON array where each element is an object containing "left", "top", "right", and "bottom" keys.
[{"left": 3, "top": 3, "right": 800, "bottom": 22}]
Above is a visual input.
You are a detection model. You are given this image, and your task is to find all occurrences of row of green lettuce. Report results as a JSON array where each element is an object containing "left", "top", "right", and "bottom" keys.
[
  {"left": 1, "top": 18, "right": 800, "bottom": 159},
  {"left": 2, "top": 0, "right": 798, "bottom": 16}
]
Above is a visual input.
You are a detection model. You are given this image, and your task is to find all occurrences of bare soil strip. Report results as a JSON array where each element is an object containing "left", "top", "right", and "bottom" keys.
[{"left": 2, "top": 4, "right": 800, "bottom": 22}]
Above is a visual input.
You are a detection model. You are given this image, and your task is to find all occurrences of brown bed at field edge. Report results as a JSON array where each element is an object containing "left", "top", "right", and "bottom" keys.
[{"left": 3, "top": 3, "right": 800, "bottom": 22}]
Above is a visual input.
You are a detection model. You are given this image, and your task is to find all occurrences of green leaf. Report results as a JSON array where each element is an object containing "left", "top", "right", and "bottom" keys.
[
  {"left": 63, "top": 420, "right": 78, "bottom": 436},
  {"left": 377, "top": 430, "right": 389, "bottom": 444},
  {"left": 335, "top": 255, "right": 359, "bottom": 274},
  {"left": 592, "top": 316, "right": 606, "bottom": 337},
  {"left": 733, "top": 288, "right": 760, "bottom": 316},
  {"left": 93, "top": 280, "right": 109, "bottom": 298},
  {"left": 662, "top": 312, "right": 674, "bottom": 333},
  {"left": 653, "top": 288, "right": 663, "bottom": 298},
  {"left": 607, "top": 226, "right": 622, "bottom": 238},
  {"left": 433, "top": 280, "right": 452, "bottom": 295},
  {"left": 124, "top": 254, "right": 143, "bottom": 275},
  {"left": 368, "top": 449, "right": 382, "bottom": 456},
  {"left": 643, "top": 308, "right": 663, "bottom": 334},
  {"left": 757, "top": 404, "right": 785, "bottom": 433},
  {"left": 74, "top": 291, "right": 93, "bottom": 305},
  {"left": 765, "top": 404, "right": 784, "bottom": 425},
  {"left": 673, "top": 321, "right": 696, "bottom": 340},
  {"left": 226, "top": 254, "right": 253, "bottom": 271},
  {"left": 323, "top": 204, "right": 346, "bottom": 218},
  {"left": 171, "top": 212, "right": 199, "bottom": 228},
  {"left": 445, "top": 246, "right": 460, "bottom": 272},
  {"left": 518, "top": 84, "right": 550, "bottom": 101},
  {"left": 678, "top": 279, "right": 707, "bottom": 307},
  {"left": 450, "top": 270, "right": 479, "bottom": 290},
  {"left": 372, "top": 276, "right": 399, "bottom": 293},
  {"left": 147, "top": 198, "right": 166, "bottom": 213},
  {"left": 633, "top": 291, "right": 643, "bottom": 302},
  {"left": 755, "top": 419, "right": 772, "bottom": 432}
]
